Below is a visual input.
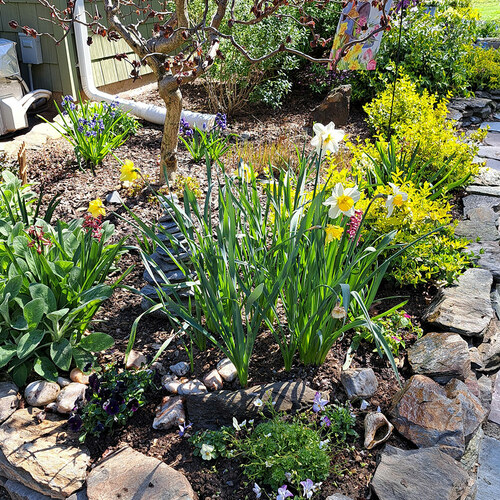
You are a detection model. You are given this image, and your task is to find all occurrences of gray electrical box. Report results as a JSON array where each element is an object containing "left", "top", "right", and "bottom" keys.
[{"left": 18, "top": 33, "right": 43, "bottom": 64}]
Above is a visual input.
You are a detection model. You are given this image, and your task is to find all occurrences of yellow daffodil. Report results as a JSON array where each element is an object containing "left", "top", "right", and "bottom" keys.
[
  {"left": 325, "top": 224, "right": 344, "bottom": 243},
  {"left": 386, "top": 183, "right": 408, "bottom": 217},
  {"left": 323, "top": 182, "right": 361, "bottom": 218},
  {"left": 88, "top": 198, "right": 105, "bottom": 218},
  {"left": 239, "top": 161, "right": 255, "bottom": 183},
  {"left": 311, "top": 122, "right": 345, "bottom": 155},
  {"left": 120, "top": 160, "right": 139, "bottom": 184}
]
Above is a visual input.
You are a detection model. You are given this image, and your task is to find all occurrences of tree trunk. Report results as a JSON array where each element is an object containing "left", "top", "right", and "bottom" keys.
[{"left": 158, "top": 79, "right": 183, "bottom": 184}]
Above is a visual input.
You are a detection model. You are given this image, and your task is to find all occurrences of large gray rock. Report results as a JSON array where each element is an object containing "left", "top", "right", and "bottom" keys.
[
  {"left": 390, "top": 375, "right": 465, "bottom": 459},
  {"left": 371, "top": 446, "right": 469, "bottom": 500},
  {"left": 55, "top": 383, "right": 86, "bottom": 414},
  {"left": 0, "top": 408, "right": 90, "bottom": 498},
  {"left": 341, "top": 368, "right": 378, "bottom": 400},
  {"left": 408, "top": 331, "right": 471, "bottom": 383},
  {"left": 325, "top": 495, "right": 353, "bottom": 500},
  {"left": 454, "top": 220, "right": 499, "bottom": 241},
  {"left": 476, "top": 436, "right": 500, "bottom": 500},
  {"left": 86, "top": 446, "right": 195, "bottom": 500},
  {"left": 484, "top": 132, "right": 500, "bottom": 148},
  {"left": 481, "top": 122, "right": 500, "bottom": 133},
  {"left": 471, "top": 166, "right": 500, "bottom": 186},
  {"left": 311, "top": 84, "right": 351, "bottom": 127},
  {"left": 185, "top": 380, "right": 316, "bottom": 426},
  {"left": 0, "top": 382, "right": 19, "bottom": 424},
  {"left": 423, "top": 268, "right": 494, "bottom": 337}
]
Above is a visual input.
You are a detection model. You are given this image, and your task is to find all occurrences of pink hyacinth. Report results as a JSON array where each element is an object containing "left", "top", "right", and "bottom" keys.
[{"left": 347, "top": 209, "right": 363, "bottom": 243}]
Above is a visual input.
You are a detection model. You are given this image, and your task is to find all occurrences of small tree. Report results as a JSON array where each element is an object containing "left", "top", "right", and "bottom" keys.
[{"left": 7, "top": 0, "right": 390, "bottom": 182}]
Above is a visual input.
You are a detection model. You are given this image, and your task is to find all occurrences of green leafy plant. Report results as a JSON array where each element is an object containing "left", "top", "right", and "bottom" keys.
[
  {"left": 68, "top": 363, "right": 155, "bottom": 443},
  {"left": 464, "top": 45, "right": 500, "bottom": 90},
  {"left": 352, "top": 310, "right": 423, "bottom": 357},
  {"left": 179, "top": 114, "right": 234, "bottom": 163},
  {"left": 0, "top": 217, "right": 130, "bottom": 386},
  {"left": 44, "top": 96, "right": 139, "bottom": 171}
]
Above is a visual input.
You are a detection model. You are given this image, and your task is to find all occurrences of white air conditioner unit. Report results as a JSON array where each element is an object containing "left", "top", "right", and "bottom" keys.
[{"left": 0, "top": 38, "right": 51, "bottom": 136}]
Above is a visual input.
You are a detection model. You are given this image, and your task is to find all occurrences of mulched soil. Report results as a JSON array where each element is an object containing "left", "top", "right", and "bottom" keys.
[{"left": 14, "top": 82, "right": 439, "bottom": 500}]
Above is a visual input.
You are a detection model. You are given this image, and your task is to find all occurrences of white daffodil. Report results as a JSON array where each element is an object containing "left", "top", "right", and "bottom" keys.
[
  {"left": 386, "top": 183, "right": 408, "bottom": 217},
  {"left": 311, "top": 122, "right": 345, "bottom": 155},
  {"left": 323, "top": 182, "right": 361, "bottom": 218},
  {"left": 200, "top": 443, "right": 215, "bottom": 460}
]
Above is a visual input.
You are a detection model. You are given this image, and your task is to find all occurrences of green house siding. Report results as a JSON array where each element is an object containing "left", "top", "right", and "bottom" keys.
[{"left": 0, "top": 0, "right": 154, "bottom": 96}]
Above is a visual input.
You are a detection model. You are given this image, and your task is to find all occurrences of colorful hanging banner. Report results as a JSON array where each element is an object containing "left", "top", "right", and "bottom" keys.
[{"left": 330, "top": 0, "right": 393, "bottom": 71}]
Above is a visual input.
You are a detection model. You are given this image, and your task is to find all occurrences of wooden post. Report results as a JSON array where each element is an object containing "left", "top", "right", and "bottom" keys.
[{"left": 18, "top": 142, "right": 27, "bottom": 185}]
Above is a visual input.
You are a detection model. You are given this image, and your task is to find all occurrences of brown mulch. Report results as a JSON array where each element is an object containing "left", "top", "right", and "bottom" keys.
[{"left": 16, "top": 82, "right": 435, "bottom": 500}]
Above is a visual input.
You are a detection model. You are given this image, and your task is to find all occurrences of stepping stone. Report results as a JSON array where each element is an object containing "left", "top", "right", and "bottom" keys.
[
  {"left": 476, "top": 436, "right": 500, "bottom": 500},
  {"left": 468, "top": 241, "right": 500, "bottom": 282},
  {"left": 481, "top": 122, "right": 500, "bottom": 133},
  {"left": 146, "top": 253, "right": 182, "bottom": 271},
  {"left": 371, "top": 446, "right": 469, "bottom": 500},
  {"left": 484, "top": 132, "right": 500, "bottom": 147},
  {"left": 477, "top": 146, "right": 500, "bottom": 160},
  {"left": 0, "top": 408, "right": 90, "bottom": 498},
  {"left": 86, "top": 446, "right": 195, "bottom": 500},
  {"left": 143, "top": 267, "right": 190, "bottom": 285},
  {"left": 484, "top": 158, "right": 500, "bottom": 171},
  {"left": 30, "top": 122, "right": 63, "bottom": 140},
  {"left": 423, "top": 268, "right": 494, "bottom": 337},
  {"left": 408, "top": 331, "right": 471, "bottom": 383}
]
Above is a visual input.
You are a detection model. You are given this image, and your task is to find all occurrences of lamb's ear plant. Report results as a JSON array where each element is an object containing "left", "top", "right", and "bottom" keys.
[{"left": 0, "top": 217, "right": 131, "bottom": 386}]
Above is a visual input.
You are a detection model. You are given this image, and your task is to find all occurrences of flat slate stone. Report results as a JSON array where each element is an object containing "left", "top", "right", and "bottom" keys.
[
  {"left": 468, "top": 241, "right": 500, "bottom": 282},
  {"left": 489, "top": 371, "right": 500, "bottom": 425},
  {"left": 408, "top": 331, "right": 470, "bottom": 383},
  {"left": 477, "top": 320, "right": 500, "bottom": 372},
  {"left": 471, "top": 167, "right": 500, "bottom": 186},
  {"left": 463, "top": 194, "right": 500, "bottom": 217},
  {"left": 481, "top": 122, "right": 500, "bottom": 133},
  {"left": 371, "top": 445, "right": 469, "bottom": 500},
  {"left": 4, "top": 479, "right": 51, "bottom": 500},
  {"left": 454, "top": 220, "right": 499, "bottom": 241},
  {"left": 0, "top": 408, "right": 90, "bottom": 498},
  {"left": 466, "top": 185, "right": 500, "bottom": 197},
  {"left": 423, "top": 268, "right": 494, "bottom": 337},
  {"left": 484, "top": 132, "right": 500, "bottom": 148},
  {"left": 86, "top": 446, "right": 195, "bottom": 500},
  {"left": 477, "top": 146, "right": 500, "bottom": 160},
  {"left": 476, "top": 436, "right": 500, "bottom": 500}
]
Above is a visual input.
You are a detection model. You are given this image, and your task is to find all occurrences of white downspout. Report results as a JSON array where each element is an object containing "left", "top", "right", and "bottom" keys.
[{"left": 72, "top": 0, "right": 214, "bottom": 129}]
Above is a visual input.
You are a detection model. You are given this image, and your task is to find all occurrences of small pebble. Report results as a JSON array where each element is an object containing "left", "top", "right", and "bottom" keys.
[{"left": 170, "top": 361, "right": 190, "bottom": 377}]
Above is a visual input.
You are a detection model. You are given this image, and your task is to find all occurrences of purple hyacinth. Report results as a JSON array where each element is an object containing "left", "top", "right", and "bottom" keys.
[
  {"left": 179, "top": 117, "right": 193, "bottom": 138},
  {"left": 61, "top": 95, "right": 76, "bottom": 113},
  {"left": 214, "top": 112, "right": 227, "bottom": 131}
]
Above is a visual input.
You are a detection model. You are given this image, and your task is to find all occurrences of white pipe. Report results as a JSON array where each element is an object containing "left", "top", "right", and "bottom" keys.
[{"left": 73, "top": 0, "right": 215, "bottom": 129}]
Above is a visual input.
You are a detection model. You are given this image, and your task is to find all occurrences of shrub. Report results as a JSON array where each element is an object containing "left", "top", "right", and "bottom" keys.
[
  {"left": 464, "top": 45, "right": 500, "bottom": 91},
  {"left": 360, "top": 76, "right": 484, "bottom": 187},
  {"left": 68, "top": 363, "right": 155, "bottom": 442},
  {"left": 350, "top": 3, "right": 483, "bottom": 100},
  {"left": 322, "top": 161, "right": 474, "bottom": 286},
  {"left": 46, "top": 97, "right": 139, "bottom": 170},
  {"left": 0, "top": 213, "right": 129, "bottom": 386}
]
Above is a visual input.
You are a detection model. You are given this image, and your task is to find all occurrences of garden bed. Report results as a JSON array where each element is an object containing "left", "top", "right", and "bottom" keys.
[{"left": 10, "top": 83, "right": 432, "bottom": 500}]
